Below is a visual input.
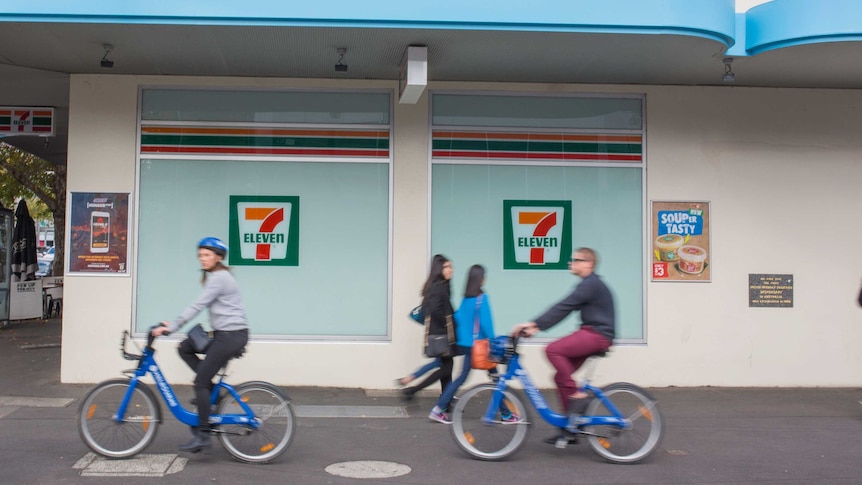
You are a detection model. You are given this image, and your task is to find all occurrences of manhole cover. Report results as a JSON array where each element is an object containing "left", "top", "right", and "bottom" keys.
[{"left": 325, "top": 461, "right": 411, "bottom": 479}]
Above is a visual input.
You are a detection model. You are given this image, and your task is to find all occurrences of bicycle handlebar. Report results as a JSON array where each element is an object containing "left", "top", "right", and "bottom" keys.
[{"left": 120, "top": 324, "right": 170, "bottom": 361}]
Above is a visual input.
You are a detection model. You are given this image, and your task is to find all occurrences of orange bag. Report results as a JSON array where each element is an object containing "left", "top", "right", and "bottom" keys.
[{"left": 471, "top": 338, "right": 496, "bottom": 370}]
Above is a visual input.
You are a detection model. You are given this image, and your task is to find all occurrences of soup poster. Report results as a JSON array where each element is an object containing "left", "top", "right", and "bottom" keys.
[{"left": 651, "top": 201, "right": 710, "bottom": 282}]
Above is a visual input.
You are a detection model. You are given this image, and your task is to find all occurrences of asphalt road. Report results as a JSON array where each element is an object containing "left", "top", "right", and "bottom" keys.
[{"left": 2, "top": 319, "right": 862, "bottom": 484}]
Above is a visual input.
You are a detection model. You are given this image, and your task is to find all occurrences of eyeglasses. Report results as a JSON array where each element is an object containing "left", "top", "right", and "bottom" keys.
[{"left": 569, "top": 258, "right": 588, "bottom": 263}]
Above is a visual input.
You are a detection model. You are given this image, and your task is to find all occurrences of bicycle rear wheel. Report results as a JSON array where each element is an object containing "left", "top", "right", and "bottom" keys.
[
  {"left": 216, "top": 381, "right": 296, "bottom": 463},
  {"left": 77, "top": 379, "right": 160, "bottom": 458},
  {"left": 449, "top": 383, "right": 529, "bottom": 461},
  {"left": 584, "top": 382, "right": 663, "bottom": 464}
]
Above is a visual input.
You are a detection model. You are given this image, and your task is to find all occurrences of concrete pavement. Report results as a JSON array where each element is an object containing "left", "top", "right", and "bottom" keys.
[{"left": 2, "top": 317, "right": 862, "bottom": 484}]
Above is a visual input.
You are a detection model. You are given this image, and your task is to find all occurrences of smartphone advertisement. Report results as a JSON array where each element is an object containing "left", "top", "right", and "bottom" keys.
[{"left": 69, "top": 192, "right": 129, "bottom": 274}]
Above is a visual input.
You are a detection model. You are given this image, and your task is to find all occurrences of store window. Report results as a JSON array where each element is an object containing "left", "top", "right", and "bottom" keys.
[
  {"left": 431, "top": 93, "right": 645, "bottom": 342},
  {"left": 135, "top": 89, "right": 391, "bottom": 339}
]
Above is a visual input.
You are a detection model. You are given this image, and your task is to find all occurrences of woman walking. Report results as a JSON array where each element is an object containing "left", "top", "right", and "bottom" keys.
[
  {"left": 428, "top": 265, "right": 514, "bottom": 424},
  {"left": 400, "top": 254, "right": 455, "bottom": 406}
]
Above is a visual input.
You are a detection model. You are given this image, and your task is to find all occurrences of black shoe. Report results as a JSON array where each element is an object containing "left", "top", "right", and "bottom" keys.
[
  {"left": 400, "top": 387, "right": 415, "bottom": 403},
  {"left": 179, "top": 427, "right": 212, "bottom": 453}
]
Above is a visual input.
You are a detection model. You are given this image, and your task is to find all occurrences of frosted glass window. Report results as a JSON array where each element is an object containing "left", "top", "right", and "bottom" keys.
[
  {"left": 431, "top": 164, "right": 644, "bottom": 342},
  {"left": 136, "top": 159, "right": 390, "bottom": 338},
  {"left": 433, "top": 94, "right": 642, "bottom": 130},
  {"left": 141, "top": 89, "right": 390, "bottom": 125}
]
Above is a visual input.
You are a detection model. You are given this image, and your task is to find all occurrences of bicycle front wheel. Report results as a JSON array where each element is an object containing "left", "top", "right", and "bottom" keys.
[
  {"left": 584, "top": 382, "right": 664, "bottom": 464},
  {"left": 77, "top": 379, "right": 160, "bottom": 458},
  {"left": 449, "top": 383, "right": 530, "bottom": 461},
  {"left": 216, "top": 381, "right": 296, "bottom": 464}
]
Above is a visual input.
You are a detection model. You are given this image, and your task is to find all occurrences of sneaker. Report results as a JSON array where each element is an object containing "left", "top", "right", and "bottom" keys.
[
  {"left": 500, "top": 412, "right": 521, "bottom": 424},
  {"left": 543, "top": 434, "right": 578, "bottom": 447},
  {"left": 428, "top": 410, "right": 452, "bottom": 424}
]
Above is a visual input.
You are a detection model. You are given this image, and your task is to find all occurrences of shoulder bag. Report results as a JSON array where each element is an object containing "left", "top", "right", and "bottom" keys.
[
  {"left": 424, "top": 315, "right": 455, "bottom": 358},
  {"left": 188, "top": 323, "right": 213, "bottom": 354},
  {"left": 471, "top": 296, "right": 497, "bottom": 370}
]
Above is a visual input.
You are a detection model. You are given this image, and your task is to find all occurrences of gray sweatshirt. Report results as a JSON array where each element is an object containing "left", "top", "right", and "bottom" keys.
[{"left": 169, "top": 269, "right": 249, "bottom": 333}]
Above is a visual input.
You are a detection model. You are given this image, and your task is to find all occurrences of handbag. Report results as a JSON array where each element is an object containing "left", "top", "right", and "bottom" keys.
[
  {"left": 188, "top": 323, "right": 213, "bottom": 354},
  {"left": 470, "top": 296, "right": 497, "bottom": 370},
  {"left": 408, "top": 305, "right": 424, "bottom": 324},
  {"left": 424, "top": 315, "right": 455, "bottom": 358}
]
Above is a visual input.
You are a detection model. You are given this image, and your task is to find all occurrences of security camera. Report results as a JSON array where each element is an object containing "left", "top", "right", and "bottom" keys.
[
  {"left": 100, "top": 59, "right": 114, "bottom": 68},
  {"left": 334, "top": 63, "right": 348, "bottom": 72}
]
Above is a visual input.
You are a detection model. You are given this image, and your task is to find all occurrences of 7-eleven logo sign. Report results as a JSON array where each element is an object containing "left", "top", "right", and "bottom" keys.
[
  {"left": 503, "top": 200, "right": 572, "bottom": 270},
  {"left": 229, "top": 196, "right": 300, "bottom": 266}
]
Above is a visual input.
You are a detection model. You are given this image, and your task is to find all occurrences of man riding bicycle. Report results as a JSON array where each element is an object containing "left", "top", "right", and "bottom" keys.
[{"left": 512, "top": 247, "right": 615, "bottom": 444}]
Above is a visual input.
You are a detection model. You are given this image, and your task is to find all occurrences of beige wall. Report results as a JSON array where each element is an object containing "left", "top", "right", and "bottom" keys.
[{"left": 63, "top": 75, "right": 862, "bottom": 388}]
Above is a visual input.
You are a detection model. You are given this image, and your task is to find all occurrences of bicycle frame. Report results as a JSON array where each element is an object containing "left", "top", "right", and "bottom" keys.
[
  {"left": 116, "top": 340, "right": 260, "bottom": 429},
  {"left": 485, "top": 352, "right": 628, "bottom": 432}
]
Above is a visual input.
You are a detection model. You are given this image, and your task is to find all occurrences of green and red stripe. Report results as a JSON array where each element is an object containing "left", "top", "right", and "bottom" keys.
[
  {"left": 140, "top": 126, "right": 390, "bottom": 157},
  {"left": 432, "top": 131, "right": 642, "bottom": 162}
]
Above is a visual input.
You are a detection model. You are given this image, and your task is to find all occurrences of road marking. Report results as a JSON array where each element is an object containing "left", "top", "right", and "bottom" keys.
[
  {"left": 73, "top": 452, "right": 187, "bottom": 477},
  {"left": 0, "top": 396, "right": 74, "bottom": 407}
]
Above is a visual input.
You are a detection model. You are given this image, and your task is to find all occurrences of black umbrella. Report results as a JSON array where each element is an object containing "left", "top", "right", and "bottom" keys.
[{"left": 11, "top": 200, "right": 38, "bottom": 282}]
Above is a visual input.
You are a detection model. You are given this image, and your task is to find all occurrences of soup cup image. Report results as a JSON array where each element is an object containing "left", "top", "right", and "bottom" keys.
[
  {"left": 655, "top": 234, "right": 685, "bottom": 262},
  {"left": 678, "top": 245, "right": 707, "bottom": 274}
]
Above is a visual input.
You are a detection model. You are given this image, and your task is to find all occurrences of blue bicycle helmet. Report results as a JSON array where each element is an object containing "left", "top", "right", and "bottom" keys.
[{"left": 198, "top": 236, "right": 228, "bottom": 257}]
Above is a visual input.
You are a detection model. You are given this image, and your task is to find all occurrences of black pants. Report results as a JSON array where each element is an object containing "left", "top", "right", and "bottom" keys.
[
  {"left": 179, "top": 329, "right": 248, "bottom": 430},
  {"left": 405, "top": 355, "right": 453, "bottom": 398}
]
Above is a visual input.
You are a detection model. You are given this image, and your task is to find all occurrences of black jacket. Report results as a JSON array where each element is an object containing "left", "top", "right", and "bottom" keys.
[
  {"left": 534, "top": 273, "right": 616, "bottom": 342},
  {"left": 423, "top": 279, "right": 454, "bottom": 336}
]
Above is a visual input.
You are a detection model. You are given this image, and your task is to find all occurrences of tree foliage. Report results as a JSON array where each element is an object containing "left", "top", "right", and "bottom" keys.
[{"left": 0, "top": 142, "right": 67, "bottom": 275}]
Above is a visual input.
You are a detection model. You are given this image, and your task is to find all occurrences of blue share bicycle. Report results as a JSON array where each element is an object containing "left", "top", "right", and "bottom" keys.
[
  {"left": 449, "top": 334, "right": 664, "bottom": 463},
  {"left": 76, "top": 327, "right": 296, "bottom": 463}
]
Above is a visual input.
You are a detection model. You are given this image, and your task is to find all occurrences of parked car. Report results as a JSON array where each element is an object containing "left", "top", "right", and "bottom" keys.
[
  {"left": 42, "top": 246, "right": 55, "bottom": 261},
  {"left": 36, "top": 259, "right": 53, "bottom": 278}
]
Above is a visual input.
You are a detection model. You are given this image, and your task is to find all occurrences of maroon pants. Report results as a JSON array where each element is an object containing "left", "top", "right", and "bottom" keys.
[{"left": 545, "top": 326, "right": 611, "bottom": 412}]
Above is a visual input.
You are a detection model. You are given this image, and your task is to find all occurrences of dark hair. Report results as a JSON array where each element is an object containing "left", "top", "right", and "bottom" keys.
[
  {"left": 422, "top": 254, "right": 449, "bottom": 297},
  {"left": 464, "top": 264, "right": 485, "bottom": 298}
]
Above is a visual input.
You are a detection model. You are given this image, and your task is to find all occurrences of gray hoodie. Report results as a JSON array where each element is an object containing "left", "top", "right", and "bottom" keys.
[{"left": 169, "top": 269, "right": 249, "bottom": 333}]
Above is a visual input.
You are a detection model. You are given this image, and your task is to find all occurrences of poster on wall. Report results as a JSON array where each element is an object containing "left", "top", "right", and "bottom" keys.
[
  {"left": 651, "top": 201, "right": 710, "bottom": 282},
  {"left": 69, "top": 192, "right": 130, "bottom": 274}
]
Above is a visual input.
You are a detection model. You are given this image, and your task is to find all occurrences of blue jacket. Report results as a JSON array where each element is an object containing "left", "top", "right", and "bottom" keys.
[{"left": 453, "top": 294, "right": 495, "bottom": 348}]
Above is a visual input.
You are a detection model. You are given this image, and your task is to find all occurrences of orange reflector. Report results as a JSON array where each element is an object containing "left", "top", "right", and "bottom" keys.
[
  {"left": 639, "top": 405, "right": 654, "bottom": 421},
  {"left": 242, "top": 397, "right": 249, "bottom": 403},
  {"left": 464, "top": 432, "right": 475, "bottom": 445},
  {"left": 260, "top": 443, "right": 275, "bottom": 452},
  {"left": 598, "top": 438, "right": 611, "bottom": 449},
  {"left": 86, "top": 404, "right": 97, "bottom": 420},
  {"left": 142, "top": 419, "right": 149, "bottom": 431}
]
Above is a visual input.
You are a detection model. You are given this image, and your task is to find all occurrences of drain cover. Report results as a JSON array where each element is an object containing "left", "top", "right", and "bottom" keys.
[{"left": 325, "top": 461, "right": 411, "bottom": 479}]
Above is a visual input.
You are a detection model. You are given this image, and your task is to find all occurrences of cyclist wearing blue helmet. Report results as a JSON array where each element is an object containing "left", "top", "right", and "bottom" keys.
[{"left": 151, "top": 236, "right": 249, "bottom": 453}]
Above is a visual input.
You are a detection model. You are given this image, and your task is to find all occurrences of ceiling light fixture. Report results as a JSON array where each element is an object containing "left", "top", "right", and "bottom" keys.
[
  {"left": 721, "top": 57, "right": 735, "bottom": 83},
  {"left": 100, "top": 44, "right": 114, "bottom": 69},
  {"left": 334, "top": 47, "right": 348, "bottom": 73}
]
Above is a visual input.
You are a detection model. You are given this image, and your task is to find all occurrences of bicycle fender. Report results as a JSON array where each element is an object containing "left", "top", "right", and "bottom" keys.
[{"left": 600, "top": 382, "right": 658, "bottom": 402}]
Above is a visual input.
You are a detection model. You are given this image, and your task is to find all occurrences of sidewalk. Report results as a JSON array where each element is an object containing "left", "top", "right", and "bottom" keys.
[{"left": 2, "top": 318, "right": 862, "bottom": 484}]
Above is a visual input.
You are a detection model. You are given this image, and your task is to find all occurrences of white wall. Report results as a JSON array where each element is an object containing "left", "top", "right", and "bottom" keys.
[{"left": 63, "top": 75, "right": 862, "bottom": 388}]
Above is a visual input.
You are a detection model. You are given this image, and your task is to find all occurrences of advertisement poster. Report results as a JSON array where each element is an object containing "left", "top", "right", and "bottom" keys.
[
  {"left": 69, "top": 192, "right": 129, "bottom": 274},
  {"left": 651, "top": 201, "right": 710, "bottom": 282}
]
